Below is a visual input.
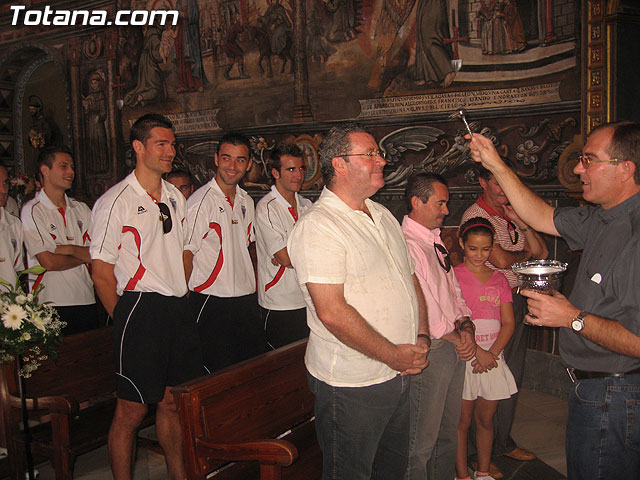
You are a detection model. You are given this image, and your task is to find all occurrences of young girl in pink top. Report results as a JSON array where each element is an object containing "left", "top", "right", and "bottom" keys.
[{"left": 454, "top": 217, "right": 517, "bottom": 480}]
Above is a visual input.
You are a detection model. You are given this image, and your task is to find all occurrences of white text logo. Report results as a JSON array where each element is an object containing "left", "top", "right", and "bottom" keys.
[{"left": 10, "top": 5, "right": 178, "bottom": 27}]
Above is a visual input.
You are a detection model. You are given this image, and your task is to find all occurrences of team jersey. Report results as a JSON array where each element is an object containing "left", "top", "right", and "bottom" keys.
[
  {"left": 185, "top": 178, "right": 255, "bottom": 297},
  {"left": 255, "top": 185, "right": 312, "bottom": 310},
  {"left": 21, "top": 190, "right": 94, "bottom": 306},
  {"left": 0, "top": 207, "right": 23, "bottom": 287},
  {"left": 90, "top": 172, "right": 189, "bottom": 297}
]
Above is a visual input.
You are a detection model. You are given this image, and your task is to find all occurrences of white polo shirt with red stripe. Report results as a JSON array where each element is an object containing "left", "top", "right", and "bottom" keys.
[
  {"left": 255, "top": 185, "right": 312, "bottom": 310},
  {"left": 21, "top": 190, "right": 95, "bottom": 306},
  {"left": 0, "top": 207, "right": 24, "bottom": 287},
  {"left": 185, "top": 178, "right": 255, "bottom": 297},
  {"left": 90, "top": 172, "right": 188, "bottom": 297}
]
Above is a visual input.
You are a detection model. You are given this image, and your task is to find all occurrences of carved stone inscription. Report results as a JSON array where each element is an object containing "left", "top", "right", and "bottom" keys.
[{"left": 358, "top": 83, "right": 562, "bottom": 118}]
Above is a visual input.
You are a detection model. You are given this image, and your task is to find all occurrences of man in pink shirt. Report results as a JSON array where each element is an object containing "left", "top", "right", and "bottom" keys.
[{"left": 402, "top": 173, "right": 477, "bottom": 480}]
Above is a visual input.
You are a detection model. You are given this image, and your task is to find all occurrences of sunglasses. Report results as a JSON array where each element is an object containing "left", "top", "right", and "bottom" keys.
[
  {"left": 507, "top": 220, "right": 519, "bottom": 245},
  {"left": 434, "top": 243, "right": 451, "bottom": 273},
  {"left": 158, "top": 202, "right": 172, "bottom": 234}
]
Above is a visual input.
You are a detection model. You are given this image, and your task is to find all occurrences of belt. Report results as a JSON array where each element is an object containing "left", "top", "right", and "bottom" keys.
[{"left": 566, "top": 366, "right": 640, "bottom": 383}]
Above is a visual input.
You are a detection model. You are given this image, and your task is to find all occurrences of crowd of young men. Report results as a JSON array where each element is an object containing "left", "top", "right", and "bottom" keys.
[{"left": 3, "top": 114, "right": 639, "bottom": 479}]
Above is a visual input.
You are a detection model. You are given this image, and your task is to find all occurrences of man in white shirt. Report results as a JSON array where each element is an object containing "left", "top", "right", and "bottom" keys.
[
  {"left": 91, "top": 114, "right": 204, "bottom": 480},
  {"left": 184, "top": 132, "right": 266, "bottom": 372},
  {"left": 0, "top": 165, "right": 23, "bottom": 286},
  {"left": 288, "top": 122, "right": 429, "bottom": 480},
  {"left": 21, "top": 146, "right": 96, "bottom": 335},
  {"left": 255, "top": 143, "right": 312, "bottom": 349}
]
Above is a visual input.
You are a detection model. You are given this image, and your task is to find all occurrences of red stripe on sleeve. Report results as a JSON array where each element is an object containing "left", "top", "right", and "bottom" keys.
[
  {"left": 265, "top": 265, "right": 286, "bottom": 292},
  {"left": 194, "top": 223, "right": 223, "bottom": 293},
  {"left": 122, "top": 226, "right": 146, "bottom": 291}
]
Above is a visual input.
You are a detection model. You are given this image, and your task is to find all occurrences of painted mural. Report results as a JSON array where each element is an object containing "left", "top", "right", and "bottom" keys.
[{"left": 117, "top": 0, "right": 580, "bottom": 130}]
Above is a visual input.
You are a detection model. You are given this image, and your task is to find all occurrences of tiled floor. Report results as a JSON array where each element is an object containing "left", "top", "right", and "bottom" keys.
[
  {"left": 25, "top": 388, "right": 568, "bottom": 479},
  {"left": 510, "top": 389, "right": 567, "bottom": 477}
]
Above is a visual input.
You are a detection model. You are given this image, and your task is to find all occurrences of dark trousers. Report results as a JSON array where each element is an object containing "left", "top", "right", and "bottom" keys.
[
  {"left": 189, "top": 292, "right": 268, "bottom": 372},
  {"left": 260, "top": 306, "right": 309, "bottom": 350},
  {"left": 56, "top": 303, "right": 99, "bottom": 336},
  {"left": 308, "top": 373, "right": 410, "bottom": 480}
]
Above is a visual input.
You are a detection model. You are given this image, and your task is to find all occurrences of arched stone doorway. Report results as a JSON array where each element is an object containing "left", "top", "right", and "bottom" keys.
[{"left": 0, "top": 44, "right": 72, "bottom": 179}]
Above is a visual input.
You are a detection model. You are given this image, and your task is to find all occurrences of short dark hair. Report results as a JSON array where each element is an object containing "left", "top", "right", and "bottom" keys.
[
  {"left": 318, "top": 122, "right": 369, "bottom": 187},
  {"left": 130, "top": 114, "right": 173, "bottom": 148},
  {"left": 165, "top": 168, "right": 193, "bottom": 184},
  {"left": 269, "top": 142, "right": 303, "bottom": 174},
  {"left": 404, "top": 173, "right": 447, "bottom": 211},
  {"left": 459, "top": 216, "right": 494, "bottom": 243},
  {"left": 38, "top": 145, "right": 73, "bottom": 170},
  {"left": 591, "top": 121, "right": 640, "bottom": 184},
  {"left": 476, "top": 164, "right": 493, "bottom": 182},
  {"left": 218, "top": 132, "right": 251, "bottom": 155}
]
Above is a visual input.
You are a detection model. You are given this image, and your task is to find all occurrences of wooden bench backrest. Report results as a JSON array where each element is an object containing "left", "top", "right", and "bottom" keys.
[
  {"left": 173, "top": 339, "right": 313, "bottom": 475},
  {"left": 4, "top": 326, "right": 115, "bottom": 403}
]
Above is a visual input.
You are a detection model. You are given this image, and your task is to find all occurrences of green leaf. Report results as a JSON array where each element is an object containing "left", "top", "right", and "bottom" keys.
[{"left": 19, "top": 266, "right": 46, "bottom": 276}]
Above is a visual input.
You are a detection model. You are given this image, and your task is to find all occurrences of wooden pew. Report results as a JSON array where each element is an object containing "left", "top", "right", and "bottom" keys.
[
  {"left": 172, "top": 339, "right": 320, "bottom": 480},
  {"left": 0, "top": 326, "right": 153, "bottom": 480}
]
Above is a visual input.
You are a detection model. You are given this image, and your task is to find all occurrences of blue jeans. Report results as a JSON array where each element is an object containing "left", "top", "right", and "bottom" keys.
[
  {"left": 566, "top": 374, "right": 640, "bottom": 479},
  {"left": 406, "top": 339, "right": 465, "bottom": 480},
  {"left": 308, "top": 372, "right": 410, "bottom": 480}
]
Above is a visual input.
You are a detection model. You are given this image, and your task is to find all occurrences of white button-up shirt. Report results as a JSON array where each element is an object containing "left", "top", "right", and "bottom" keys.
[{"left": 288, "top": 187, "right": 418, "bottom": 387}]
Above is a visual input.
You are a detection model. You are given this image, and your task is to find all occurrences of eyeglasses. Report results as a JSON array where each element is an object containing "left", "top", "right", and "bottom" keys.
[
  {"left": 340, "top": 150, "right": 386, "bottom": 159},
  {"left": 434, "top": 243, "right": 451, "bottom": 273},
  {"left": 507, "top": 220, "right": 519, "bottom": 245},
  {"left": 158, "top": 202, "right": 172, "bottom": 234},
  {"left": 577, "top": 154, "right": 622, "bottom": 168}
]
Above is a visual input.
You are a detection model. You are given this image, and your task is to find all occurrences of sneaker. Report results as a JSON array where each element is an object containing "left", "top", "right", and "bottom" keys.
[
  {"left": 469, "top": 460, "right": 502, "bottom": 479},
  {"left": 473, "top": 472, "right": 496, "bottom": 480}
]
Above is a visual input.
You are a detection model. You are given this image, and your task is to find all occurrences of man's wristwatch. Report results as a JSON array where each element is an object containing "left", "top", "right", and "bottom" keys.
[
  {"left": 459, "top": 318, "right": 476, "bottom": 334},
  {"left": 571, "top": 311, "right": 588, "bottom": 332}
]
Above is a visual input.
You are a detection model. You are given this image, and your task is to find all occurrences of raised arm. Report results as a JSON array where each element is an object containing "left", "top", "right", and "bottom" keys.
[
  {"left": 469, "top": 134, "right": 559, "bottom": 237},
  {"left": 503, "top": 204, "right": 548, "bottom": 260}
]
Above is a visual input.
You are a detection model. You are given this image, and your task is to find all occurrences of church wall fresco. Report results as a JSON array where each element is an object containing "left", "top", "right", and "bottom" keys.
[
  {"left": 115, "top": 0, "right": 580, "bottom": 130},
  {"left": 0, "top": 0, "right": 582, "bottom": 205}
]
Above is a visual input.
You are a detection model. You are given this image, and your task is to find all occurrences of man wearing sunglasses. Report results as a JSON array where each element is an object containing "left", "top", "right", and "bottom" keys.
[
  {"left": 91, "top": 114, "right": 204, "bottom": 480},
  {"left": 460, "top": 165, "right": 548, "bottom": 476},
  {"left": 288, "top": 122, "right": 429, "bottom": 480},
  {"left": 402, "top": 173, "right": 478, "bottom": 480},
  {"left": 469, "top": 121, "right": 640, "bottom": 479},
  {"left": 184, "top": 132, "right": 266, "bottom": 372}
]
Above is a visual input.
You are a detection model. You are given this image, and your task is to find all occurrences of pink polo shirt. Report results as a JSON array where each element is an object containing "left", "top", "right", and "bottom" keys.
[{"left": 402, "top": 215, "right": 472, "bottom": 339}]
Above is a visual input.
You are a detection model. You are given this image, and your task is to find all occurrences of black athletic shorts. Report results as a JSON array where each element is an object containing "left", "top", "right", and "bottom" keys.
[{"left": 113, "top": 291, "right": 205, "bottom": 403}]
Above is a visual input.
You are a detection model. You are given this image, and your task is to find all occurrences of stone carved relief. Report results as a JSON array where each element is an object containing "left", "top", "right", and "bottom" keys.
[{"left": 159, "top": 114, "right": 578, "bottom": 197}]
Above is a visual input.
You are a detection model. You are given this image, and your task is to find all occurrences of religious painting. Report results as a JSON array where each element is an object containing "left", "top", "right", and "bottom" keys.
[
  {"left": 116, "top": 0, "right": 579, "bottom": 132},
  {"left": 81, "top": 70, "right": 111, "bottom": 175}
]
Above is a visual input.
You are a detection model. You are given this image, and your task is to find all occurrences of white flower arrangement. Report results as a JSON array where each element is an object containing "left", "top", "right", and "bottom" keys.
[{"left": 0, "top": 267, "right": 66, "bottom": 377}]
